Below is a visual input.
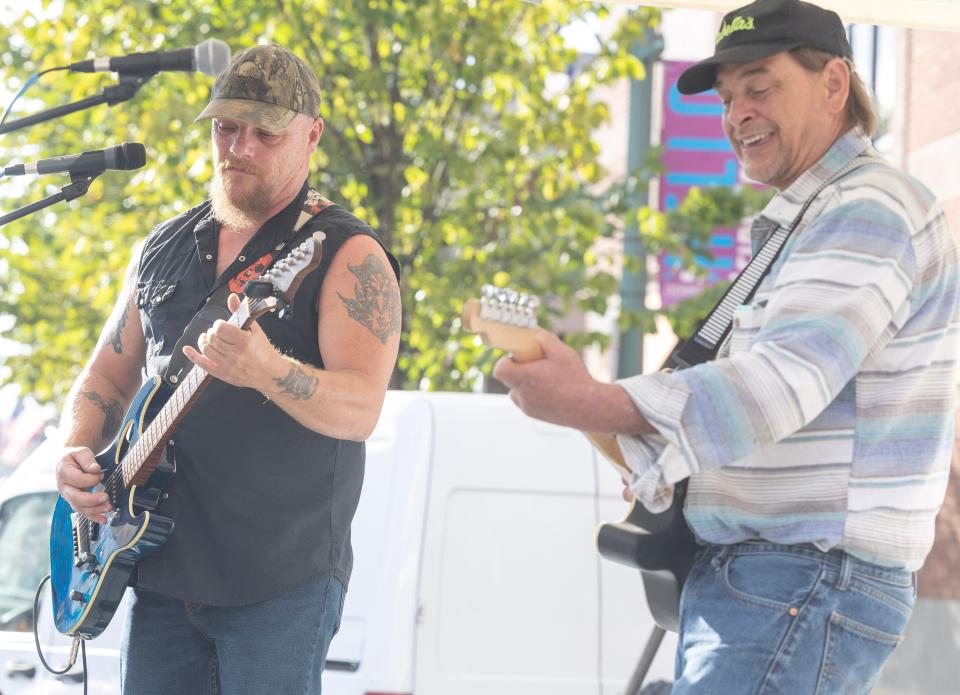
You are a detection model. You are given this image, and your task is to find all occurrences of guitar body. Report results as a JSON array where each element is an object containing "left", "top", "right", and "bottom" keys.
[
  {"left": 49, "top": 377, "right": 176, "bottom": 639},
  {"left": 594, "top": 481, "right": 698, "bottom": 631}
]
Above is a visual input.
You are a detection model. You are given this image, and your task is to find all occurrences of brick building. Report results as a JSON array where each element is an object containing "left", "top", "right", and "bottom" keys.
[{"left": 895, "top": 27, "right": 960, "bottom": 601}]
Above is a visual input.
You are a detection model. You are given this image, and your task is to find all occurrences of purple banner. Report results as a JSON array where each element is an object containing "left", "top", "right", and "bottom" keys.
[{"left": 657, "top": 61, "right": 753, "bottom": 306}]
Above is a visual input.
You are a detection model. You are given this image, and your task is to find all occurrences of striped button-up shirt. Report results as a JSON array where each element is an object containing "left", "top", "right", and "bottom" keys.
[{"left": 617, "top": 129, "right": 960, "bottom": 570}]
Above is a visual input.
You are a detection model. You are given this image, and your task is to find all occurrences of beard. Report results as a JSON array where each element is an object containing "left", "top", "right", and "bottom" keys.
[{"left": 210, "top": 160, "right": 275, "bottom": 233}]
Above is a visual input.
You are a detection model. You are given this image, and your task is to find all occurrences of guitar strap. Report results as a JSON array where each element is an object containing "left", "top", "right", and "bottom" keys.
[
  {"left": 666, "top": 152, "right": 879, "bottom": 370},
  {"left": 162, "top": 188, "right": 332, "bottom": 386}
]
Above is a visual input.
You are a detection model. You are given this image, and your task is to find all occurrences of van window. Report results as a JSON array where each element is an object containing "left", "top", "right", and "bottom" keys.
[{"left": 0, "top": 492, "right": 57, "bottom": 632}]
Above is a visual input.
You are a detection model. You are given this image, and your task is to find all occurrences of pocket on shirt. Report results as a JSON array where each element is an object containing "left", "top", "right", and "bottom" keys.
[
  {"left": 136, "top": 280, "right": 180, "bottom": 354},
  {"left": 728, "top": 302, "right": 765, "bottom": 355}
]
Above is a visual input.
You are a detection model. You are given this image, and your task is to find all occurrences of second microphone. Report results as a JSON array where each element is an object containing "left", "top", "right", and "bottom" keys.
[{"left": 2, "top": 142, "right": 147, "bottom": 177}]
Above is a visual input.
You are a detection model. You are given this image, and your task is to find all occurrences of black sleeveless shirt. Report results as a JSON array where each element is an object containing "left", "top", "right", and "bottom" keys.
[{"left": 133, "top": 183, "right": 398, "bottom": 605}]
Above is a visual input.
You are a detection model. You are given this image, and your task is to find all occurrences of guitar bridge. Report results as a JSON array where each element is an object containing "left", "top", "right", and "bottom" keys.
[{"left": 70, "top": 512, "right": 99, "bottom": 568}]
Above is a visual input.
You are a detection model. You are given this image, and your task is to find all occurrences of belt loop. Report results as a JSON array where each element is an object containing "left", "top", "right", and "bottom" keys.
[
  {"left": 837, "top": 552, "right": 852, "bottom": 591},
  {"left": 711, "top": 543, "right": 731, "bottom": 570}
]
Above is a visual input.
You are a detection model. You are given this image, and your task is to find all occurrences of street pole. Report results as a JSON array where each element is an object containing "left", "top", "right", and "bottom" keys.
[{"left": 617, "top": 29, "right": 663, "bottom": 379}]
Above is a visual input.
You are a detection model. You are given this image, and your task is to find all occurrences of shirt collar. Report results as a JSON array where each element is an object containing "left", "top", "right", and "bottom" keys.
[
  {"left": 250, "top": 181, "right": 310, "bottom": 250},
  {"left": 191, "top": 181, "right": 309, "bottom": 245},
  {"left": 759, "top": 128, "right": 873, "bottom": 228}
]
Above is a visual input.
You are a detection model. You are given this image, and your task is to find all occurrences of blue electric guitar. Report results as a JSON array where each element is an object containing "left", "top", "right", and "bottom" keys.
[{"left": 49, "top": 232, "right": 325, "bottom": 639}]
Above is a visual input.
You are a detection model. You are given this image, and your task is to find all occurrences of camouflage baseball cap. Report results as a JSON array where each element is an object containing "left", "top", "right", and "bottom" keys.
[{"left": 195, "top": 44, "right": 321, "bottom": 134}]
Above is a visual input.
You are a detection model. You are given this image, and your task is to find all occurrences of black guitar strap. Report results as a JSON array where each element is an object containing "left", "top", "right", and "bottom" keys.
[
  {"left": 162, "top": 188, "right": 332, "bottom": 386},
  {"left": 666, "top": 152, "right": 879, "bottom": 370}
]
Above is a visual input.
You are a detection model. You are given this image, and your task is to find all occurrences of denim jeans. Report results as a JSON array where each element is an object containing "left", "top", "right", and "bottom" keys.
[
  {"left": 672, "top": 541, "right": 915, "bottom": 694},
  {"left": 120, "top": 574, "right": 345, "bottom": 695}
]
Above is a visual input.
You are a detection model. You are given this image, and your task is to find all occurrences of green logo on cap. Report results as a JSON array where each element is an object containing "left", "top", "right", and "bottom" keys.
[{"left": 716, "top": 15, "right": 756, "bottom": 44}]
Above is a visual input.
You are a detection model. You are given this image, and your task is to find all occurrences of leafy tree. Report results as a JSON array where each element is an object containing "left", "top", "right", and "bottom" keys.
[{"left": 0, "top": 0, "right": 761, "bottom": 405}]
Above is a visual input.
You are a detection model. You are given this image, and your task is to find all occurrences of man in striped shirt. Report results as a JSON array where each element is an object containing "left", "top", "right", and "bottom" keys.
[{"left": 494, "top": 0, "right": 960, "bottom": 692}]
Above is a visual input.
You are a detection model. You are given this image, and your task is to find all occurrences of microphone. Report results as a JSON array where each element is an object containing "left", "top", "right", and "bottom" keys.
[
  {"left": 2, "top": 143, "right": 147, "bottom": 177},
  {"left": 68, "top": 39, "right": 230, "bottom": 77}
]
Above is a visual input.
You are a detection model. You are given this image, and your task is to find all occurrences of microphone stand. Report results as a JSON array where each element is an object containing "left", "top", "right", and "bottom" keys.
[
  {"left": 0, "top": 170, "right": 103, "bottom": 228},
  {"left": 0, "top": 72, "right": 155, "bottom": 135}
]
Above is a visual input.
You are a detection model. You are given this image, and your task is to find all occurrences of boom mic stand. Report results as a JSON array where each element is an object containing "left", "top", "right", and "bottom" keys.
[
  {"left": 0, "top": 74, "right": 153, "bottom": 226},
  {"left": 0, "top": 170, "right": 103, "bottom": 228},
  {"left": 0, "top": 72, "right": 154, "bottom": 135}
]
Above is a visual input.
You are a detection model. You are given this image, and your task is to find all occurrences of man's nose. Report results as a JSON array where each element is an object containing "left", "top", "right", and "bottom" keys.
[
  {"left": 229, "top": 129, "right": 256, "bottom": 159},
  {"left": 726, "top": 97, "right": 754, "bottom": 129}
]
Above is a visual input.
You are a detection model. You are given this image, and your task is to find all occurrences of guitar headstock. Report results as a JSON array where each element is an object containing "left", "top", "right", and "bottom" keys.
[
  {"left": 462, "top": 285, "right": 626, "bottom": 471},
  {"left": 462, "top": 284, "right": 543, "bottom": 362},
  {"left": 242, "top": 231, "right": 326, "bottom": 321}
]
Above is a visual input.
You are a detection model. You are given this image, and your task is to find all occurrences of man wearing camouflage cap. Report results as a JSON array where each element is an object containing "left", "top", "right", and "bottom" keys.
[
  {"left": 495, "top": 1, "right": 959, "bottom": 692},
  {"left": 55, "top": 43, "right": 401, "bottom": 693}
]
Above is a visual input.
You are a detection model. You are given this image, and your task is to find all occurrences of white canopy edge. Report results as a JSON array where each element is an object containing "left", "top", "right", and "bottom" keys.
[{"left": 608, "top": 1, "right": 960, "bottom": 32}]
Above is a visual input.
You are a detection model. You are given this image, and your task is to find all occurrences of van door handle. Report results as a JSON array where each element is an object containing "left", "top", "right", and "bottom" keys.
[{"left": 4, "top": 659, "right": 36, "bottom": 678}]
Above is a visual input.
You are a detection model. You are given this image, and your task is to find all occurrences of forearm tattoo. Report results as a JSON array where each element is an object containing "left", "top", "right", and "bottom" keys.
[
  {"left": 82, "top": 391, "right": 123, "bottom": 440},
  {"left": 337, "top": 254, "right": 401, "bottom": 345},
  {"left": 273, "top": 367, "right": 318, "bottom": 400},
  {"left": 109, "top": 302, "right": 128, "bottom": 354}
]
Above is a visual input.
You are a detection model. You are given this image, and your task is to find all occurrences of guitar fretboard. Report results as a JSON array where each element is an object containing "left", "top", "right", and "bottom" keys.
[{"left": 105, "top": 299, "right": 256, "bottom": 493}]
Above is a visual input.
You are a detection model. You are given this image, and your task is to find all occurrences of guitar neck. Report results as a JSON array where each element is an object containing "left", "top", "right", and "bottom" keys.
[
  {"left": 119, "top": 299, "right": 254, "bottom": 488},
  {"left": 122, "top": 366, "right": 212, "bottom": 487},
  {"left": 462, "top": 296, "right": 628, "bottom": 474}
]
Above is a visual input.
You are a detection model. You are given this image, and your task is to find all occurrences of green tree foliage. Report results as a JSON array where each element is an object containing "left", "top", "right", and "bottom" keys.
[{"left": 0, "top": 0, "right": 762, "bottom": 404}]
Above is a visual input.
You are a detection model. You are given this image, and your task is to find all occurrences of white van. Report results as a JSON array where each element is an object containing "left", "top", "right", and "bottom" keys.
[
  {"left": 0, "top": 438, "right": 135, "bottom": 694},
  {"left": 324, "top": 391, "right": 675, "bottom": 694},
  {"left": 0, "top": 391, "right": 677, "bottom": 693}
]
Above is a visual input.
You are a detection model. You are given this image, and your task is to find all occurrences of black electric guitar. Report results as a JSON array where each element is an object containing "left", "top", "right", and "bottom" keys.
[
  {"left": 48, "top": 232, "right": 325, "bottom": 639},
  {"left": 463, "top": 285, "right": 697, "bottom": 631}
]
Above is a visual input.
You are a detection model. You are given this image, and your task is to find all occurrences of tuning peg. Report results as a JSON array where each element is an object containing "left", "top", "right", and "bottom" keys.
[{"left": 476, "top": 284, "right": 540, "bottom": 327}]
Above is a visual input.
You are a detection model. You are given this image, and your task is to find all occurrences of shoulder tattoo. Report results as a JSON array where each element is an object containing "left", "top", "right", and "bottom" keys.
[
  {"left": 108, "top": 302, "right": 129, "bottom": 354},
  {"left": 336, "top": 254, "right": 401, "bottom": 345}
]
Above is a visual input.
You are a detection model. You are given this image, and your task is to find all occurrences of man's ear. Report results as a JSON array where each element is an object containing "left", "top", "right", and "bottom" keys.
[
  {"left": 309, "top": 117, "right": 324, "bottom": 149},
  {"left": 823, "top": 57, "right": 851, "bottom": 117}
]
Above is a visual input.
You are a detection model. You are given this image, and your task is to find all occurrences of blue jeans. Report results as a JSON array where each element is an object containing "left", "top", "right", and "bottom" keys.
[
  {"left": 120, "top": 574, "right": 345, "bottom": 694},
  {"left": 673, "top": 542, "right": 915, "bottom": 694}
]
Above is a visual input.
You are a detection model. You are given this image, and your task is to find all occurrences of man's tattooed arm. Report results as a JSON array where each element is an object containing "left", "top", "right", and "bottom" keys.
[
  {"left": 273, "top": 367, "right": 319, "bottom": 400},
  {"left": 336, "top": 254, "right": 401, "bottom": 345},
  {"left": 82, "top": 391, "right": 123, "bottom": 441},
  {"left": 108, "top": 302, "right": 129, "bottom": 354},
  {"left": 107, "top": 254, "right": 141, "bottom": 355}
]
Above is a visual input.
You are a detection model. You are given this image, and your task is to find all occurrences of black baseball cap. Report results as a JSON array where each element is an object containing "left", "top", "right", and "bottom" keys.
[{"left": 677, "top": 0, "right": 852, "bottom": 95}]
